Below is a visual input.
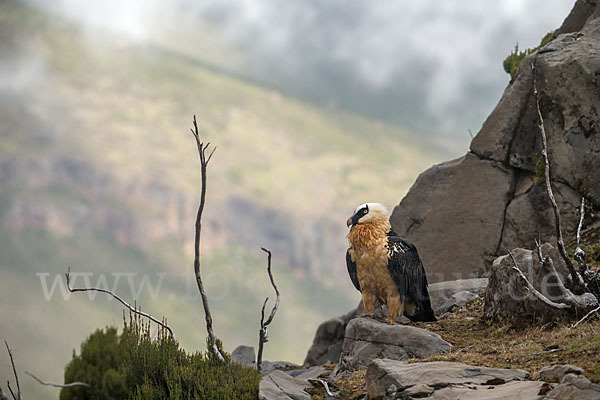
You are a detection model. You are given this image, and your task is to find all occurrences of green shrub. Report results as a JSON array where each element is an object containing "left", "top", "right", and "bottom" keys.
[
  {"left": 503, "top": 32, "right": 555, "bottom": 79},
  {"left": 60, "top": 315, "right": 260, "bottom": 400}
]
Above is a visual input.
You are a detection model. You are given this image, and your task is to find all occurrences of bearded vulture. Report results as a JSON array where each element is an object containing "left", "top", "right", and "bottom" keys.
[{"left": 346, "top": 202, "right": 436, "bottom": 323}]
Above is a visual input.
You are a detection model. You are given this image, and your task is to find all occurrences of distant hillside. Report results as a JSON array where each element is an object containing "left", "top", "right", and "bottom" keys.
[{"left": 0, "top": 1, "right": 442, "bottom": 398}]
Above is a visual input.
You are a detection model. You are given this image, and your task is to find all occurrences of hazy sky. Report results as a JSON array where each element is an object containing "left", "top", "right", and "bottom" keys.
[{"left": 25, "top": 0, "right": 576, "bottom": 153}]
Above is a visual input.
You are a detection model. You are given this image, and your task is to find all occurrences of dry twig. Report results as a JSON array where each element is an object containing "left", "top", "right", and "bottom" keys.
[
  {"left": 190, "top": 115, "right": 223, "bottom": 362},
  {"left": 571, "top": 305, "right": 600, "bottom": 329},
  {"left": 531, "top": 60, "right": 585, "bottom": 289},
  {"left": 65, "top": 268, "right": 175, "bottom": 340},
  {"left": 4, "top": 342, "right": 20, "bottom": 400},
  {"left": 25, "top": 371, "right": 89, "bottom": 389},
  {"left": 574, "top": 197, "right": 587, "bottom": 273},
  {"left": 257, "top": 248, "right": 280, "bottom": 374}
]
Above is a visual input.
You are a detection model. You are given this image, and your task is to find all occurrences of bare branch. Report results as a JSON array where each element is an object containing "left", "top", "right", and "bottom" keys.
[
  {"left": 575, "top": 197, "right": 587, "bottom": 273},
  {"left": 25, "top": 371, "right": 89, "bottom": 389},
  {"left": 6, "top": 383, "right": 15, "bottom": 400},
  {"left": 308, "top": 379, "right": 340, "bottom": 398},
  {"left": 531, "top": 60, "right": 585, "bottom": 289},
  {"left": 190, "top": 115, "right": 224, "bottom": 362},
  {"left": 508, "top": 251, "right": 570, "bottom": 310},
  {"left": 570, "top": 305, "right": 600, "bottom": 329},
  {"left": 65, "top": 268, "right": 175, "bottom": 340},
  {"left": 4, "top": 342, "right": 20, "bottom": 400},
  {"left": 257, "top": 248, "right": 280, "bottom": 375}
]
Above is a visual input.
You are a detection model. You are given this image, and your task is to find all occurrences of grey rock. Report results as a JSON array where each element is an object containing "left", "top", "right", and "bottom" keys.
[
  {"left": 499, "top": 182, "right": 580, "bottom": 254},
  {"left": 261, "top": 360, "right": 302, "bottom": 376},
  {"left": 546, "top": 373, "right": 600, "bottom": 399},
  {"left": 259, "top": 370, "right": 311, "bottom": 400},
  {"left": 290, "top": 366, "right": 327, "bottom": 381},
  {"left": 429, "top": 380, "right": 550, "bottom": 400},
  {"left": 540, "top": 364, "right": 585, "bottom": 383},
  {"left": 366, "top": 359, "right": 531, "bottom": 399},
  {"left": 231, "top": 345, "right": 256, "bottom": 366},
  {"left": 303, "top": 307, "right": 356, "bottom": 366},
  {"left": 336, "top": 318, "right": 451, "bottom": 374},
  {"left": 436, "top": 290, "right": 480, "bottom": 314},
  {"left": 390, "top": 153, "right": 514, "bottom": 283},
  {"left": 428, "top": 278, "right": 489, "bottom": 310}
]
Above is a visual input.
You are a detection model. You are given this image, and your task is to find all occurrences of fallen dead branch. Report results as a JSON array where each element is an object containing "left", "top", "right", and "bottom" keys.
[
  {"left": 25, "top": 371, "right": 89, "bottom": 389},
  {"left": 571, "top": 305, "right": 600, "bottom": 329},
  {"left": 65, "top": 267, "right": 175, "bottom": 340}
]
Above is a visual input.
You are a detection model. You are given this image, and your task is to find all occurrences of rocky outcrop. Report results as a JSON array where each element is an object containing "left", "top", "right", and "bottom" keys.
[
  {"left": 390, "top": 0, "right": 600, "bottom": 282},
  {"left": 335, "top": 318, "right": 451, "bottom": 374}
]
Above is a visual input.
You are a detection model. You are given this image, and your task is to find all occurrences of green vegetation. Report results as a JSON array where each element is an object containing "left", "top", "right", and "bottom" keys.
[
  {"left": 60, "top": 315, "right": 259, "bottom": 400},
  {"left": 503, "top": 32, "right": 554, "bottom": 79}
]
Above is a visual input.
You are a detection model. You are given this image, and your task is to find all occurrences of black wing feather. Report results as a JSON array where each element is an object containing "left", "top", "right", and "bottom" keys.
[
  {"left": 346, "top": 248, "right": 361, "bottom": 292},
  {"left": 387, "top": 236, "right": 436, "bottom": 322}
]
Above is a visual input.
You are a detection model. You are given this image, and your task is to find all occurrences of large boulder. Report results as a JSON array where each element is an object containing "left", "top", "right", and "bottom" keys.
[
  {"left": 390, "top": 0, "right": 600, "bottom": 282},
  {"left": 335, "top": 318, "right": 451, "bottom": 374}
]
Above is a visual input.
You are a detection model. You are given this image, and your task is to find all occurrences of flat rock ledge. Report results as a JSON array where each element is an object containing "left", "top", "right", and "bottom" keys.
[
  {"left": 366, "top": 359, "right": 600, "bottom": 400},
  {"left": 335, "top": 318, "right": 452, "bottom": 374}
]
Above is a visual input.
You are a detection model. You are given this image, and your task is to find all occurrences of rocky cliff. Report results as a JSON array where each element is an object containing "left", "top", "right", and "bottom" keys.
[{"left": 390, "top": 0, "right": 600, "bottom": 282}]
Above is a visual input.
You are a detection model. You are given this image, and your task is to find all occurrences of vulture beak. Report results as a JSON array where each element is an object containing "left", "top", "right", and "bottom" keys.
[{"left": 346, "top": 216, "right": 353, "bottom": 228}]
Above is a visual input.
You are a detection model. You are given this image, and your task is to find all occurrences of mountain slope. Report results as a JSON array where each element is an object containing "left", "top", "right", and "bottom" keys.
[{"left": 0, "top": 1, "right": 443, "bottom": 398}]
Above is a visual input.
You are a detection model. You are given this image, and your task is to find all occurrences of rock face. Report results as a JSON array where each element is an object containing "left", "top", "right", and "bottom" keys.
[
  {"left": 335, "top": 318, "right": 451, "bottom": 374},
  {"left": 390, "top": 0, "right": 600, "bottom": 282},
  {"left": 484, "top": 244, "right": 598, "bottom": 321}
]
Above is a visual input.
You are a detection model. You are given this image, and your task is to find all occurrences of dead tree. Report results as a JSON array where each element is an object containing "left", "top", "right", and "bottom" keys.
[
  {"left": 190, "top": 115, "right": 224, "bottom": 362},
  {"left": 256, "top": 248, "right": 280, "bottom": 375}
]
